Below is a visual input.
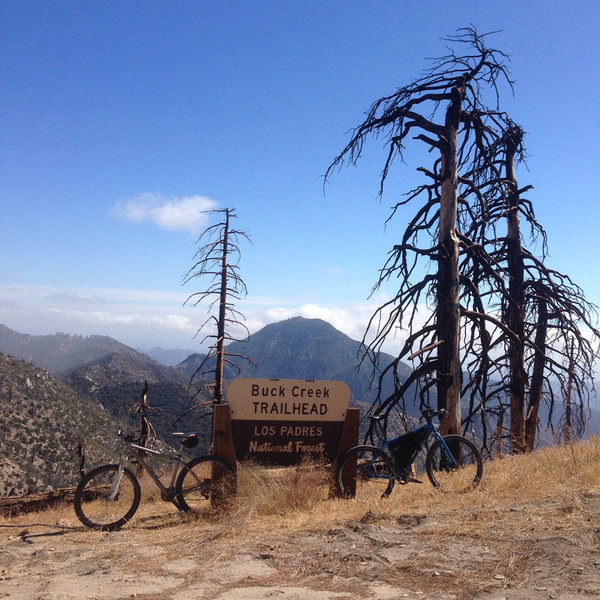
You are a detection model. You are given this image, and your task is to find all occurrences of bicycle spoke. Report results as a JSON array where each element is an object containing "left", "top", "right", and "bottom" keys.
[
  {"left": 175, "top": 456, "right": 235, "bottom": 512},
  {"left": 336, "top": 446, "right": 394, "bottom": 500},
  {"left": 426, "top": 435, "right": 483, "bottom": 492},
  {"left": 74, "top": 465, "right": 140, "bottom": 530}
]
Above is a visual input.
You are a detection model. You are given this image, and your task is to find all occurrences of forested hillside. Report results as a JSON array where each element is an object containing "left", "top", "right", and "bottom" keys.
[{"left": 0, "top": 354, "right": 125, "bottom": 495}]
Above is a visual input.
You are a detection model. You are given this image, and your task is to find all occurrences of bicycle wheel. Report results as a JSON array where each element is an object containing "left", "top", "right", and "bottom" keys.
[
  {"left": 425, "top": 435, "right": 483, "bottom": 492},
  {"left": 336, "top": 445, "right": 395, "bottom": 500},
  {"left": 175, "top": 455, "right": 235, "bottom": 512},
  {"left": 74, "top": 464, "right": 141, "bottom": 530}
]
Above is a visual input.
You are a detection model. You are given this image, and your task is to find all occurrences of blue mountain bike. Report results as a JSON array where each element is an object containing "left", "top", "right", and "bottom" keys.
[{"left": 336, "top": 408, "right": 483, "bottom": 499}]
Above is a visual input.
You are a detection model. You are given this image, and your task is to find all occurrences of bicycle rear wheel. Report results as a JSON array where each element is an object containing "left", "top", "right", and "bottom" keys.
[
  {"left": 74, "top": 464, "right": 141, "bottom": 530},
  {"left": 175, "top": 455, "right": 235, "bottom": 512},
  {"left": 425, "top": 435, "right": 483, "bottom": 492},
  {"left": 336, "top": 445, "right": 395, "bottom": 500}
]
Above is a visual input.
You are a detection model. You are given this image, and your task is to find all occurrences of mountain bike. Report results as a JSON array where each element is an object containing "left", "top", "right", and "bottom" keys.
[
  {"left": 336, "top": 408, "right": 483, "bottom": 499},
  {"left": 73, "top": 430, "right": 235, "bottom": 530}
]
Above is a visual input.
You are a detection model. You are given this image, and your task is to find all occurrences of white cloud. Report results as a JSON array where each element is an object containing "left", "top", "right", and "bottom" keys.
[
  {"left": 42, "top": 293, "right": 107, "bottom": 305},
  {"left": 0, "top": 283, "right": 420, "bottom": 356},
  {"left": 113, "top": 193, "right": 217, "bottom": 234}
]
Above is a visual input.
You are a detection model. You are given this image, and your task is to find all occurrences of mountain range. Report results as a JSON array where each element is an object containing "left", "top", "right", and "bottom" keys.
[
  {"left": 0, "top": 324, "right": 144, "bottom": 375},
  {"left": 0, "top": 317, "right": 405, "bottom": 495},
  {"left": 0, "top": 353, "right": 125, "bottom": 496},
  {"left": 177, "top": 317, "right": 408, "bottom": 405},
  {"left": 0, "top": 317, "right": 405, "bottom": 415},
  {"left": 1, "top": 317, "right": 598, "bottom": 496}
]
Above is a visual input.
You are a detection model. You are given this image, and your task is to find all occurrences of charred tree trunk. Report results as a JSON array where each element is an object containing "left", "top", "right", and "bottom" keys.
[
  {"left": 214, "top": 209, "right": 230, "bottom": 405},
  {"left": 563, "top": 338, "right": 575, "bottom": 443},
  {"left": 182, "top": 207, "right": 253, "bottom": 420},
  {"left": 525, "top": 298, "right": 548, "bottom": 451},
  {"left": 437, "top": 86, "right": 463, "bottom": 437},
  {"left": 505, "top": 129, "right": 527, "bottom": 453}
]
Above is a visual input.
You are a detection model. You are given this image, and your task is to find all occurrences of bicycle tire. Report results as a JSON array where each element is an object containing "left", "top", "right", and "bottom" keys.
[
  {"left": 425, "top": 434, "right": 483, "bottom": 492},
  {"left": 335, "top": 445, "right": 395, "bottom": 500},
  {"left": 175, "top": 455, "right": 235, "bottom": 512},
  {"left": 74, "top": 464, "right": 141, "bottom": 530}
]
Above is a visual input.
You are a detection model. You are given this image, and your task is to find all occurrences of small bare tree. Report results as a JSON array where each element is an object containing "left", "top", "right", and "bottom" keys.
[{"left": 182, "top": 208, "right": 253, "bottom": 409}]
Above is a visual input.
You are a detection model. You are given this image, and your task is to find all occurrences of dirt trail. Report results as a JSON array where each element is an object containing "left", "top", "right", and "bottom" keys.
[{"left": 1, "top": 493, "right": 599, "bottom": 600}]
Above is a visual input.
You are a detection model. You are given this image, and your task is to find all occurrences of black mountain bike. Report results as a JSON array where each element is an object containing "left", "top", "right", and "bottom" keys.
[{"left": 336, "top": 409, "right": 483, "bottom": 499}]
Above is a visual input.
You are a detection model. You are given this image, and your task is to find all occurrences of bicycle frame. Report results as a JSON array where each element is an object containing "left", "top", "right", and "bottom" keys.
[
  {"left": 111, "top": 440, "right": 203, "bottom": 507},
  {"left": 128, "top": 443, "right": 185, "bottom": 502},
  {"left": 374, "top": 418, "right": 459, "bottom": 480}
]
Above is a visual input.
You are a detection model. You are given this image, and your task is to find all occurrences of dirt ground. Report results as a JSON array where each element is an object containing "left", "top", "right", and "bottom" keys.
[{"left": 1, "top": 491, "right": 599, "bottom": 600}]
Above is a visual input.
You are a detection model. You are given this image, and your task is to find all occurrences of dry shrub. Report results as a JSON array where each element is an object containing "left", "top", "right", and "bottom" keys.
[{"left": 234, "top": 459, "right": 330, "bottom": 518}]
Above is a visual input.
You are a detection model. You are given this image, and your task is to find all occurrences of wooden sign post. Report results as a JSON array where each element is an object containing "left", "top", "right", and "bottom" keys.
[
  {"left": 329, "top": 407, "right": 360, "bottom": 498},
  {"left": 211, "top": 403, "right": 237, "bottom": 508},
  {"left": 209, "top": 379, "right": 359, "bottom": 506}
]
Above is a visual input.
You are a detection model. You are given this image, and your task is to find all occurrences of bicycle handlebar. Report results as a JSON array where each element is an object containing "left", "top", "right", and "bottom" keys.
[{"left": 421, "top": 408, "right": 448, "bottom": 422}]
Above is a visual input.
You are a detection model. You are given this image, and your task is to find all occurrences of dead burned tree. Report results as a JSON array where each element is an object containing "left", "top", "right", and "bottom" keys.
[
  {"left": 472, "top": 125, "right": 600, "bottom": 452},
  {"left": 523, "top": 268, "right": 599, "bottom": 448},
  {"left": 325, "top": 27, "right": 513, "bottom": 437},
  {"left": 137, "top": 380, "right": 151, "bottom": 448},
  {"left": 503, "top": 127, "right": 527, "bottom": 452},
  {"left": 466, "top": 124, "right": 535, "bottom": 453},
  {"left": 182, "top": 208, "right": 253, "bottom": 409}
]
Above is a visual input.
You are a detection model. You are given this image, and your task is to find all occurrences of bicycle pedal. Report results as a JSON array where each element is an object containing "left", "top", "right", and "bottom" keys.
[{"left": 406, "top": 477, "right": 423, "bottom": 484}]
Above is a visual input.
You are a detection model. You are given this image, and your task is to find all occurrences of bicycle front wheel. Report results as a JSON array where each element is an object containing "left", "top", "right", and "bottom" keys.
[
  {"left": 336, "top": 445, "right": 395, "bottom": 500},
  {"left": 175, "top": 455, "right": 235, "bottom": 512},
  {"left": 425, "top": 435, "right": 483, "bottom": 492},
  {"left": 74, "top": 464, "right": 141, "bottom": 530}
]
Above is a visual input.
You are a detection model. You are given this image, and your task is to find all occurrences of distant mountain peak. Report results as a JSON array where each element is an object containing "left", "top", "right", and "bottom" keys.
[{"left": 0, "top": 323, "right": 155, "bottom": 375}]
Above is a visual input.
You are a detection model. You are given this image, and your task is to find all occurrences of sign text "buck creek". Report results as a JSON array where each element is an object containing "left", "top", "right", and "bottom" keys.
[{"left": 251, "top": 383, "right": 330, "bottom": 399}]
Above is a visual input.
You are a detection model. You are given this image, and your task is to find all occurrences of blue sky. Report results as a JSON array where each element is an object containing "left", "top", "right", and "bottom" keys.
[{"left": 1, "top": 0, "right": 599, "bottom": 355}]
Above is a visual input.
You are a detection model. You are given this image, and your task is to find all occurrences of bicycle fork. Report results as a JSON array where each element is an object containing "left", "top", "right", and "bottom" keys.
[
  {"left": 439, "top": 440, "right": 460, "bottom": 469},
  {"left": 107, "top": 460, "right": 126, "bottom": 501}
]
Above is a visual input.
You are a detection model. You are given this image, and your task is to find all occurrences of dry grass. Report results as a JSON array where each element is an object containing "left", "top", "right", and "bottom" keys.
[
  {"left": 107, "top": 435, "right": 600, "bottom": 555},
  {"left": 1, "top": 437, "right": 599, "bottom": 599},
  {"left": 2, "top": 436, "right": 598, "bottom": 534},
  {"left": 235, "top": 459, "right": 330, "bottom": 516}
]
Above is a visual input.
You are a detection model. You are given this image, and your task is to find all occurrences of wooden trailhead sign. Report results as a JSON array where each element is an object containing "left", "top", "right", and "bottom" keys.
[{"left": 227, "top": 378, "right": 351, "bottom": 466}]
